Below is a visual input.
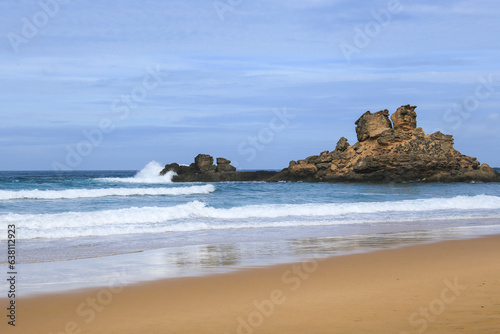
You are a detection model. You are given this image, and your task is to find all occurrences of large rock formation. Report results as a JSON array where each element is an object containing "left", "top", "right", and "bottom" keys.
[
  {"left": 269, "top": 105, "right": 500, "bottom": 183},
  {"left": 160, "top": 154, "right": 277, "bottom": 182},
  {"left": 161, "top": 105, "right": 499, "bottom": 183}
]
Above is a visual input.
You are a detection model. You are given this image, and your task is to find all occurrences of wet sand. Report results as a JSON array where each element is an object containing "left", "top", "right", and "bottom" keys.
[{"left": 2, "top": 235, "right": 499, "bottom": 333}]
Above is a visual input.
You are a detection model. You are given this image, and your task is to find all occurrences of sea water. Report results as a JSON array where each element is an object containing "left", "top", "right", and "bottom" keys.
[{"left": 1, "top": 162, "right": 500, "bottom": 294}]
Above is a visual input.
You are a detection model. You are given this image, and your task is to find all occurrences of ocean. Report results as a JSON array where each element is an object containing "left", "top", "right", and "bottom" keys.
[{"left": 1, "top": 161, "right": 500, "bottom": 295}]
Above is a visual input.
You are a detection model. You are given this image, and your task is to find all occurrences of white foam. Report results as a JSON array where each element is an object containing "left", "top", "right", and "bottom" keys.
[
  {"left": 97, "top": 161, "right": 176, "bottom": 184},
  {"left": 0, "top": 184, "right": 215, "bottom": 200},
  {"left": 3, "top": 195, "right": 500, "bottom": 240}
]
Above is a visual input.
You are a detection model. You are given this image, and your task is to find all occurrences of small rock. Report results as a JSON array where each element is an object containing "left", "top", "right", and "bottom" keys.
[
  {"left": 194, "top": 154, "right": 216, "bottom": 172},
  {"left": 216, "top": 157, "right": 236, "bottom": 172},
  {"left": 335, "top": 137, "right": 350, "bottom": 152}
]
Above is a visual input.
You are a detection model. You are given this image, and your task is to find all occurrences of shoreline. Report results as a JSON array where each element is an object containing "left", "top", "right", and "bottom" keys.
[
  {"left": 7, "top": 222, "right": 500, "bottom": 297},
  {"left": 8, "top": 218, "right": 500, "bottom": 266},
  {"left": 3, "top": 234, "right": 500, "bottom": 333}
]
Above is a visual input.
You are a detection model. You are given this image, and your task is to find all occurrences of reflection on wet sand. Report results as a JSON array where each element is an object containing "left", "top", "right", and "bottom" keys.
[
  {"left": 17, "top": 224, "right": 500, "bottom": 295},
  {"left": 289, "top": 231, "right": 439, "bottom": 256},
  {"left": 174, "top": 244, "right": 241, "bottom": 268}
]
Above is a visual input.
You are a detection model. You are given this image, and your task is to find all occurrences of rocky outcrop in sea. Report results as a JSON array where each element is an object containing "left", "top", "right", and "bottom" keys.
[
  {"left": 161, "top": 105, "right": 500, "bottom": 183},
  {"left": 270, "top": 105, "right": 499, "bottom": 182},
  {"left": 160, "top": 154, "right": 278, "bottom": 182}
]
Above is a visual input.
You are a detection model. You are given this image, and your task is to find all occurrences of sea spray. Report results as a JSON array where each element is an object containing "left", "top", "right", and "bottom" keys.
[{"left": 97, "top": 161, "right": 176, "bottom": 184}]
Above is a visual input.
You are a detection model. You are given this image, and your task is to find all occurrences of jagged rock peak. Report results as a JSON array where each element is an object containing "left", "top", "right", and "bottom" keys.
[
  {"left": 392, "top": 104, "right": 417, "bottom": 132},
  {"left": 335, "top": 137, "right": 350, "bottom": 152},
  {"left": 355, "top": 109, "right": 392, "bottom": 142}
]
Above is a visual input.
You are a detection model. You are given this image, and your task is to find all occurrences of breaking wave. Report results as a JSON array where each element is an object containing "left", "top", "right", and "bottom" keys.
[
  {"left": 3, "top": 195, "right": 500, "bottom": 240},
  {"left": 97, "top": 161, "right": 176, "bottom": 184},
  {"left": 0, "top": 184, "right": 215, "bottom": 200}
]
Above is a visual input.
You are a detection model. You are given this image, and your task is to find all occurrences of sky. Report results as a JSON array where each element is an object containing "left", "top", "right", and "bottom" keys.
[{"left": 1, "top": 0, "right": 499, "bottom": 170}]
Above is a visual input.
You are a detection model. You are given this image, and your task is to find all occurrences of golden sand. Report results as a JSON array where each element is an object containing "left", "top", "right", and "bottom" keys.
[{"left": 2, "top": 235, "right": 499, "bottom": 333}]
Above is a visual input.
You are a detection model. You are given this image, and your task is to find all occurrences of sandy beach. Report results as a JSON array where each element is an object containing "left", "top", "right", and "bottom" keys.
[{"left": 3, "top": 235, "right": 500, "bottom": 334}]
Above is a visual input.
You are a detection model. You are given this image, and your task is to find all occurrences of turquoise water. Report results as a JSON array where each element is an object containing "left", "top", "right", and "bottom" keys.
[{"left": 1, "top": 162, "right": 500, "bottom": 294}]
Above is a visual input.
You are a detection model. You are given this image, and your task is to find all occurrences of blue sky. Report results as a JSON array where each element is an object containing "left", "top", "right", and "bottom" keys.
[{"left": 1, "top": 0, "right": 499, "bottom": 170}]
